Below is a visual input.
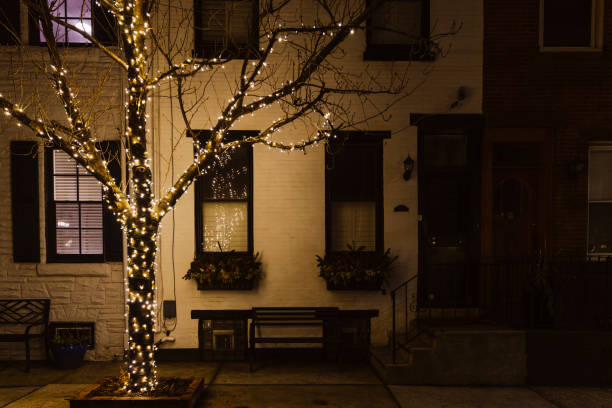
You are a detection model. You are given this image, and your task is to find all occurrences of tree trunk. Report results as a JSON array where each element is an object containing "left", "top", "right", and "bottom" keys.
[{"left": 125, "top": 227, "right": 159, "bottom": 392}]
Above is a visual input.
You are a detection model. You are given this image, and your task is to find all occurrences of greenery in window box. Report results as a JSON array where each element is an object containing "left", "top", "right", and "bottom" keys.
[
  {"left": 183, "top": 251, "right": 262, "bottom": 290},
  {"left": 316, "top": 245, "right": 397, "bottom": 290}
]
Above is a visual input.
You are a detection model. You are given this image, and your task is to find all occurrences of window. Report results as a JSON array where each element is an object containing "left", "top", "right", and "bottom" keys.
[
  {"left": 194, "top": 0, "right": 258, "bottom": 58},
  {"left": 29, "top": 0, "right": 117, "bottom": 45},
  {"left": 364, "top": 0, "right": 432, "bottom": 61},
  {"left": 588, "top": 146, "right": 612, "bottom": 256},
  {"left": 325, "top": 133, "right": 384, "bottom": 252},
  {"left": 194, "top": 131, "right": 255, "bottom": 254},
  {"left": 44, "top": 142, "right": 122, "bottom": 262},
  {"left": 540, "top": 0, "right": 604, "bottom": 50},
  {"left": 0, "top": 1, "right": 20, "bottom": 45}
]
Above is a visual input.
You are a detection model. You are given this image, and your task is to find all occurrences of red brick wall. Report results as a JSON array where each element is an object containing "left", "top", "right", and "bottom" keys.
[{"left": 484, "top": 0, "right": 612, "bottom": 255}]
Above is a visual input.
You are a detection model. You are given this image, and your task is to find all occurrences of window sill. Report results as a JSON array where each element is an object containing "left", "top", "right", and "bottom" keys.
[
  {"left": 37, "top": 263, "right": 112, "bottom": 277},
  {"left": 193, "top": 47, "right": 260, "bottom": 60},
  {"left": 539, "top": 46, "right": 603, "bottom": 52},
  {"left": 363, "top": 44, "right": 436, "bottom": 62}
]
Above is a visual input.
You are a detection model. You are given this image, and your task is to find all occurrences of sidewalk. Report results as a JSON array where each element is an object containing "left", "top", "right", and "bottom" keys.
[{"left": 1, "top": 360, "right": 611, "bottom": 407}]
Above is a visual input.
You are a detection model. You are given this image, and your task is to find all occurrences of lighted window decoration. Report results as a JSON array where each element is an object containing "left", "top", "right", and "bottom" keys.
[
  {"left": 326, "top": 133, "right": 383, "bottom": 252},
  {"left": 195, "top": 131, "right": 254, "bottom": 254},
  {"left": 47, "top": 149, "right": 104, "bottom": 260},
  {"left": 39, "top": 0, "right": 93, "bottom": 44}
]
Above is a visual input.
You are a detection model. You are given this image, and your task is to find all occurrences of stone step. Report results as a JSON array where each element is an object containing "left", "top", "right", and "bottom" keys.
[{"left": 371, "top": 324, "right": 526, "bottom": 386}]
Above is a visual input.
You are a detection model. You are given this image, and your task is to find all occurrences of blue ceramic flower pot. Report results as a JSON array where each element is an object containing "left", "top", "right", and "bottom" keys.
[{"left": 51, "top": 343, "right": 88, "bottom": 369}]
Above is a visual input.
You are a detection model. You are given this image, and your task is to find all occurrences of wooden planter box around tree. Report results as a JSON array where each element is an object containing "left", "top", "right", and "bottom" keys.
[{"left": 69, "top": 377, "right": 205, "bottom": 408}]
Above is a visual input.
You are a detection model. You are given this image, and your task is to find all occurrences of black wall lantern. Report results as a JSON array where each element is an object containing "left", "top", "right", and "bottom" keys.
[{"left": 403, "top": 155, "right": 415, "bottom": 181}]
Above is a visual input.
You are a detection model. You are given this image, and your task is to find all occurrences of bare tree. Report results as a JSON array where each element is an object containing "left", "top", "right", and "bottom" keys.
[{"left": 0, "top": 0, "right": 448, "bottom": 393}]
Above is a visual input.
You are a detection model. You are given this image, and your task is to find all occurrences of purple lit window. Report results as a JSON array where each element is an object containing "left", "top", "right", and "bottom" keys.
[{"left": 39, "top": 0, "right": 92, "bottom": 44}]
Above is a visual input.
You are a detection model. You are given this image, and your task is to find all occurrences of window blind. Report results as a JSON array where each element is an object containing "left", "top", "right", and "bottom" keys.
[
  {"left": 330, "top": 201, "right": 376, "bottom": 251},
  {"left": 202, "top": 201, "right": 248, "bottom": 252},
  {"left": 52, "top": 150, "right": 103, "bottom": 255}
]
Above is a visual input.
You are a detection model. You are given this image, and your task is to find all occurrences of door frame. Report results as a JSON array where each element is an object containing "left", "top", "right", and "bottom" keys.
[{"left": 481, "top": 128, "right": 553, "bottom": 259}]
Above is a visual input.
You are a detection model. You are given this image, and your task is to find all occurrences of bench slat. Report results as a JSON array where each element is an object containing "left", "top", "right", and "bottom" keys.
[
  {"left": 253, "top": 337, "right": 325, "bottom": 343},
  {"left": 0, "top": 333, "right": 44, "bottom": 341}
]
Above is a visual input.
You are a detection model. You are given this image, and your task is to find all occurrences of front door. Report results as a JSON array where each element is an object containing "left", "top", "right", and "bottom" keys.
[
  {"left": 418, "top": 130, "right": 481, "bottom": 308},
  {"left": 482, "top": 131, "right": 551, "bottom": 259}
]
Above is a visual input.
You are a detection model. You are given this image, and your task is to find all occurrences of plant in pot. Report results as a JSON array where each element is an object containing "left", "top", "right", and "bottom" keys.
[
  {"left": 50, "top": 328, "right": 89, "bottom": 369},
  {"left": 316, "top": 244, "right": 397, "bottom": 290},
  {"left": 183, "top": 249, "right": 263, "bottom": 290}
]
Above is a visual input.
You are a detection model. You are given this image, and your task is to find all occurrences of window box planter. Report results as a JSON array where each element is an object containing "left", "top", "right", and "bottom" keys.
[
  {"left": 196, "top": 279, "right": 254, "bottom": 291},
  {"left": 325, "top": 280, "right": 384, "bottom": 291},
  {"left": 184, "top": 251, "right": 262, "bottom": 291},
  {"left": 70, "top": 377, "right": 204, "bottom": 408},
  {"left": 317, "top": 245, "right": 397, "bottom": 291}
]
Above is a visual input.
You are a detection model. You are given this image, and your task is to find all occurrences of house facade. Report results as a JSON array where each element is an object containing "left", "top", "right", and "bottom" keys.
[
  {"left": 0, "top": 0, "right": 484, "bottom": 360},
  {"left": 484, "top": 0, "right": 612, "bottom": 259}
]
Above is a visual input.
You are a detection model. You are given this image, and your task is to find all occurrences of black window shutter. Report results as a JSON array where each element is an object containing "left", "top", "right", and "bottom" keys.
[
  {"left": 93, "top": 2, "right": 117, "bottom": 45},
  {"left": 0, "top": 1, "right": 20, "bottom": 45},
  {"left": 193, "top": 0, "right": 204, "bottom": 58},
  {"left": 11, "top": 141, "right": 40, "bottom": 262},
  {"left": 100, "top": 141, "right": 123, "bottom": 261}
]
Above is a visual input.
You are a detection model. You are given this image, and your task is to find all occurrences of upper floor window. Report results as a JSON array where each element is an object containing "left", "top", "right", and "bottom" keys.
[
  {"left": 42, "top": 0, "right": 92, "bottom": 43},
  {"left": 29, "top": 0, "right": 117, "bottom": 46},
  {"left": 364, "top": 0, "right": 433, "bottom": 61},
  {"left": 44, "top": 142, "right": 123, "bottom": 262},
  {"left": 325, "top": 132, "right": 384, "bottom": 252},
  {"left": 194, "top": 131, "right": 255, "bottom": 254},
  {"left": 194, "top": 0, "right": 259, "bottom": 59},
  {"left": 588, "top": 146, "right": 612, "bottom": 256},
  {"left": 540, "top": 0, "right": 604, "bottom": 51}
]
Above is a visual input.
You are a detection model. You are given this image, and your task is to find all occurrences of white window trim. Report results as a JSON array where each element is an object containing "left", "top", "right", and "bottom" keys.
[
  {"left": 539, "top": 0, "right": 604, "bottom": 52},
  {"left": 587, "top": 143, "right": 612, "bottom": 257}
]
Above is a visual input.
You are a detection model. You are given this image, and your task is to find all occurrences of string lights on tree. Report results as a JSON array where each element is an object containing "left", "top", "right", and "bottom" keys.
[{"left": 0, "top": 0, "right": 437, "bottom": 394}]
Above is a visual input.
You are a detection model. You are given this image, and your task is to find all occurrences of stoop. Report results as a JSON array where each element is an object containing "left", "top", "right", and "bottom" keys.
[{"left": 371, "top": 323, "right": 526, "bottom": 385}]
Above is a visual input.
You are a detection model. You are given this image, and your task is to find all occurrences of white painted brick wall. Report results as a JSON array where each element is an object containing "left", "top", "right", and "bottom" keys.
[
  {"left": 153, "top": 0, "right": 483, "bottom": 349},
  {"left": 0, "top": 0, "right": 483, "bottom": 360},
  {"left": 0, "top": 40, "right": 125, "bottom": 360}
]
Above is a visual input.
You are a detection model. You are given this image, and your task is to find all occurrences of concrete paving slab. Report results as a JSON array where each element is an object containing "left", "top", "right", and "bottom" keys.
[
  {"left": 200, "top": 385, "right": 397, "bottom": 408},
  {"left": 388, "top": 386, "right": 557, "bottom": 408},
  {"left": 215, "top": 361, "right": 381, "bottom": 385},
  {"left": 0, "top": 362, "right": 68, "bottom": 387},
  {"left": 0, "top": 386, "right": 38, "bottom": 406},
  {"left": 158, "top": 361, "right": 220, "bottom": 385},
  {"left": 532, "top": 387, "right": 612, "bottom": 408},
  {"left": 52, "top": 362, "right": 122, "bottom": 384},
  {"left": 4, "top": 384, "right": 90, "bottom": 408}
]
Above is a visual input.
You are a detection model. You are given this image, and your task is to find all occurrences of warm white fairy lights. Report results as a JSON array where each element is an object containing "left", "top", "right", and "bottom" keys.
[{"left": 0, "top": 0, "right": 377, "bottom": 395}]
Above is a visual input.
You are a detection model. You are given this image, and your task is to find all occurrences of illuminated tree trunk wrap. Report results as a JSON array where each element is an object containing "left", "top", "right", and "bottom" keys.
[
  {"left": 122, "top": 2, "right": 158, "bottom": 391},
  {"left": 125, "top": 228, "right": 158, "bottom": 392}
]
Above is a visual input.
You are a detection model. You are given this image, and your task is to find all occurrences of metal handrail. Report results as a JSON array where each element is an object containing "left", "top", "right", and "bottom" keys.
[{"left": 390, "top": 274, "right": 419, "bottom": 364}]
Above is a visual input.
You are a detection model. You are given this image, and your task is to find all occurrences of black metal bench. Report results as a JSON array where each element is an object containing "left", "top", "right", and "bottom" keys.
[
  {"left": 249, "top": 307, "right": 339, "bottom": 372},
  {"left": 0, "top": 299, "right": 50, "bottom": 371}
]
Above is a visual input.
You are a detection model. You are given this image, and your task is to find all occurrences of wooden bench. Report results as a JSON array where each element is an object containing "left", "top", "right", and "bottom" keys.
[
  {"left": 0, "top": 299, "right": 50, "bottom": 371},
  {"left": 249, "top": 307, "right": 339, "bottom": 372}
]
